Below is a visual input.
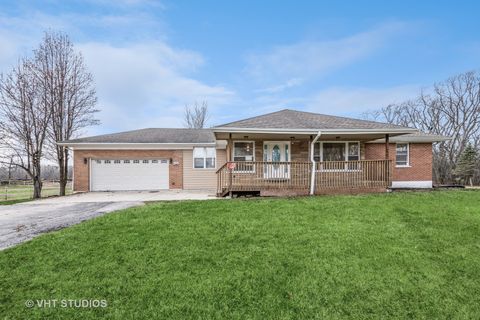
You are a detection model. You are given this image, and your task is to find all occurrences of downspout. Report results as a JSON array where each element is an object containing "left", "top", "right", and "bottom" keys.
[{"left": 310, "top": 131, "right": 322, "bottom": 195}]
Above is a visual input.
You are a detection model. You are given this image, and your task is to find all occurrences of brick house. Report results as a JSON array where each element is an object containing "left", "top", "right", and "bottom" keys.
[{"left": 59, "top": 109, "right": 449, "bottom": 196}]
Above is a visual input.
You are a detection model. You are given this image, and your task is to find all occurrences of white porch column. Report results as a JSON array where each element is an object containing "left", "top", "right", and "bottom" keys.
[{"left": 310, "top": 131, "right": 322, "bottom": 195}]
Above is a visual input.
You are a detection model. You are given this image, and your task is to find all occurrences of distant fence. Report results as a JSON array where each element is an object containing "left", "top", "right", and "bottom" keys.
[{"left": 0, "top": 181, "right": 72, "bottom": 201}]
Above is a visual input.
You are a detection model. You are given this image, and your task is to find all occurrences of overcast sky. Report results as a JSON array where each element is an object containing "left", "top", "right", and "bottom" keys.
[{"left": 1, "top": 0, "right": 480, "bottom": 136}]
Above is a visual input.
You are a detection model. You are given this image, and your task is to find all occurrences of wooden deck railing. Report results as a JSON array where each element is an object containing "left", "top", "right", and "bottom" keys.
[
  {"left": 216, "top": 160, "right": 392, "bottom": 196},
  {"left": 315, "top": 159, "right": 391, "bottom": 190}
]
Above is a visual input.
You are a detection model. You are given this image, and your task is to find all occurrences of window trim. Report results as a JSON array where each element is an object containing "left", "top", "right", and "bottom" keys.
[
  {"left": 395, "top": 143, "right": 410, "bottom": 167},
  {"left": 193, "top": 147, "right": 217, "bottom": 170}
]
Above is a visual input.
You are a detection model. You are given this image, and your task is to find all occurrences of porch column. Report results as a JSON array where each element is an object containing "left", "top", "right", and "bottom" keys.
[
  {"left": 310, "top": 131, "right": 322, "bottom": 195},
  {"left": 384, "top": 134, "right": 389, "bottom": 159},
  {"left": 385, "top": 134, "right": 391, "bottom": 187},
  {"left": 226, "top": 133, "right": 232, "bottom": 162}
]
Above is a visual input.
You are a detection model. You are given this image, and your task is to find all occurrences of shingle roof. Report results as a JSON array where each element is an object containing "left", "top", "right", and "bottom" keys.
[
  {"left": 62, "top": 128, "right": 215, "bottom": 144},
  {"left": 215, "top": 109, "right": 411, "bottom": 130}
]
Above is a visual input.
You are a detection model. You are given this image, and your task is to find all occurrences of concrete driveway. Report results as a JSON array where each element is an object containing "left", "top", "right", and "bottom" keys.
[{"left": 0, "top": 190, "right": 215, "bottom": 250}]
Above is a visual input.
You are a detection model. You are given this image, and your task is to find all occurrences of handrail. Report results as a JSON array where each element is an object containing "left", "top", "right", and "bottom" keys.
[{"left": 215, "top": 162, "right": 229, "bottom": 174}]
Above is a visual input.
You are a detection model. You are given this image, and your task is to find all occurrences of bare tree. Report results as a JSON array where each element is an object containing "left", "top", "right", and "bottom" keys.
[
  {"left": 0, "top": 59, "right": 52, "bottom": 198},
  {"left": 363, "top": 71, "right": 480, "bottom": 184},
  {"left": 33, "top": 31, "right": 99, "bottom": 195},
  {"left": 184, "top": 101, "right": 208, "bottom": 129}
]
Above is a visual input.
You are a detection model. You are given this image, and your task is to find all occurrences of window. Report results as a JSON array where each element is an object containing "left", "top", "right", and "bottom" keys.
[
  {"left": 151, "top": 160, "right": 158, "bottom": 163},
  {"left": 114, "top": 160, "right": 121, "bottom": 164},
  {"left": 133, "top": 160, "right": 139, "bottom": 164},
  {"left": 233, "top": 141, "right": 255, "bottom": 172},
  {"left": 143, "top": 160, "right": 149, "bottom": 164},
  {"left": 323, "top": 143, "right": 346, "bottom": 161},
  {"left": 313, "top": 143, "right": 321, "bottom": 162},
  {"left": 193, "top": 147, "right": 216, "bottom": 169},
  {"left": 314, "top": 142, "right": 359, "bottom": 162},
  {"left": 95, "top": 160, "right": 102, "bottom": 164},
  {"left": 348, "top": 142, "right": 360, "bottom": 161},
  {"left": 124, "top": 160, "right": 130, "bottom": 164},
  {"left": 233, "top": 142, "right": 254, "bottom": 161},
  {"left": 396, "top": 143, "right": 409, "bottom": 166},
  {"left": 104, "top": 160, "right": 111, "bottom": 164}
]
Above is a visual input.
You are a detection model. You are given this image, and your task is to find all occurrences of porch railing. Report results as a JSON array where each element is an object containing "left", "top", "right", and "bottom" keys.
[{"left": 216, "top": 160, "right": 391, "bottom": 196}]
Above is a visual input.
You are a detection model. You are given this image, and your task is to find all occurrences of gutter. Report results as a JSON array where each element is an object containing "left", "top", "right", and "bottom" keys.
[
  {"left": 310, "top": 131, "right": 322, "bottom": 195},
  {"left": 212, "top": 127, "right": 417, "bottom": 135},
  {"left": 55, "top": 142, "right": 221, "bottom": 150}
]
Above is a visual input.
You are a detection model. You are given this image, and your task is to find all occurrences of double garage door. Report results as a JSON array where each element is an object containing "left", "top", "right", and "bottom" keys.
[{"left": 91, "top": 159, "right": 169, "bottom": 191}]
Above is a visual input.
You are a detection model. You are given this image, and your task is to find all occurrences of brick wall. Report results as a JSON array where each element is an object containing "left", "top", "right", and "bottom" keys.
[
  {"left": 73, "top": 149, "right": 183, "bottom": 192},
  {"left": 364, "top": 143, "right": 433, "bottom": 181}
]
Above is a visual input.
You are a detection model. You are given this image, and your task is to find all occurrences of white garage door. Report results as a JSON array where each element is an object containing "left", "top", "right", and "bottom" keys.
[{"left": 91, "top": 159, "right": 169, "bottom": 191}]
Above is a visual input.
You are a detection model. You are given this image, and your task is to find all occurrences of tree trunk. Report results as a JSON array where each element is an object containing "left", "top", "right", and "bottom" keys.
[
  {"left": 58, "top": 147, "right": 69, "bottom": 196},
  {"left": 33, "top": 176, "right": 42, "bottom": 199},
  {"left": 58, "top": 154, "right": 66, "bottom": 196}
]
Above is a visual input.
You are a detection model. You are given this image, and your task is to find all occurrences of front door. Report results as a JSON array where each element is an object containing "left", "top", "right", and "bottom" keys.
[{"left": 263, "top": 141, "right": 290, "bottom": 179}]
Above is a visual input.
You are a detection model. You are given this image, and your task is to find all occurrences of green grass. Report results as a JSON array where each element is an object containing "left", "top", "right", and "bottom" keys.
[
  {"left": 1, "top": 190, "right": 480, "bottom": 319},
  {"left": 0, "top": 198, "right": 31, "bottom": 205}
]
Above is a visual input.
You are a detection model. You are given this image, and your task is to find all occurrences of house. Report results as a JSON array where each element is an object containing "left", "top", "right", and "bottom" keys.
[{"left": 58, "top": 109, "right": 449, "bottom": 196}]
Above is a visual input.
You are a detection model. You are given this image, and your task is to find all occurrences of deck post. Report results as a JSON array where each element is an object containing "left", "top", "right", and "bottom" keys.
[
  {"left": 227, "top": 133, "right": 232, "bottom": 162},
  {"left": 385, "top": 134, "right": 390, "bottom": 188},
  {"left": 228, "top": 165, "right": 233, "bottom": 197}
]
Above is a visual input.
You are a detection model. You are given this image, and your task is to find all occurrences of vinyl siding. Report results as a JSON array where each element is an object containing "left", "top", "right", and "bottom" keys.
[{"left": 183, "top": 149, "right": 226, "bottom": 190}]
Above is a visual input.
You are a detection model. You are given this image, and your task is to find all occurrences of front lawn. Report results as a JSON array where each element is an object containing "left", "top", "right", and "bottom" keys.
[{"left": 1, "top": 191, "right": 479, "bottom": 319}]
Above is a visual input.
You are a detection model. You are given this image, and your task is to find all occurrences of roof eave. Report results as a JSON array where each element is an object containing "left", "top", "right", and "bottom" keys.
[
  {"left": 212, "top": 127, "right": 417, "bottom": 135},
  {"left": 56, "top": 142, "right": 223, "bottom": 150},
  {"left": 368, "top": 136, "right": 452, "bottom": 143}
]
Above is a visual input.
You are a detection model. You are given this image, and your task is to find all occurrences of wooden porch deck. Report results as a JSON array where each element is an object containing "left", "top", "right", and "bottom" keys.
[{"left": 216, "top": 160, "right": 392, "bottom": 197}]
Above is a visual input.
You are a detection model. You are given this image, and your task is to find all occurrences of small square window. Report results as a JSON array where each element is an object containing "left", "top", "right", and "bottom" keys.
[
  {"left": 143, "top": 160, "right": 149, "bottom": 164},
  {"left": 95, "top": 160, "right": 102, "bottom": 164},
  {"left": 124, "top": 160, "right": 130, "bottom": 164},
  {"left": 206, "top": 158, "right": 215, "bottom": 168},
  {"left": 152, "top": 160, "right": 158, "bottom": 163},
  {"left": 161, "top": 159, "right": 168, "bottom": 164},
  {"left": 194, "top": 158, "right": 204, "bottom": 168},
  {"left": 114, "top": 160, "right": 121, "bottom": 164},
  {"left": 133, "top": 160, "right": 140, "bottom": 164},
  {"left": 104, "top": 160, "right": 111, "bottom": 164}
]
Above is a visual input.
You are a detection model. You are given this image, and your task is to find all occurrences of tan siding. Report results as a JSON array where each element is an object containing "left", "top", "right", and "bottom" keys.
[{"left": 183, "top": 149, "right": 226, "bottom": 190}]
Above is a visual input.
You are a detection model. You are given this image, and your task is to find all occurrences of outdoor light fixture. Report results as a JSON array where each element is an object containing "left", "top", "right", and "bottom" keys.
[
  {"left": 244, "top": 135, "right": 249, "bottom": 139},
  {"left": 84, "top": 158, "right": 88, "bottom": 164}
]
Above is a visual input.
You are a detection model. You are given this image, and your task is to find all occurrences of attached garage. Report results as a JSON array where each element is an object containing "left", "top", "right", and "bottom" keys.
[
  {"left": 61, "top": 128, "right": 224, "bottom": 192},
  {"left": 90, "top": 159, "right": 169, "bottom": 191}
]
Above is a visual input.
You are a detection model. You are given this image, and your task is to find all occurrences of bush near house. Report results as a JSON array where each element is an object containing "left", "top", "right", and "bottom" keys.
[{"left": 1, "top": 191, "right": 479, "bottom": 319}]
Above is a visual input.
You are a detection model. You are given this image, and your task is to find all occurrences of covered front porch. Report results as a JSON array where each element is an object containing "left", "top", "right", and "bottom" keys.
[{"left": 214, "top": 131, "right": 395, "bottom": 197}]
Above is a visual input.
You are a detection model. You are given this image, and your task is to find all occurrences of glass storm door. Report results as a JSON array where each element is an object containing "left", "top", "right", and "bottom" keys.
[{"left": 263, "top": 142, "right": 290, "bottom": 179}]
